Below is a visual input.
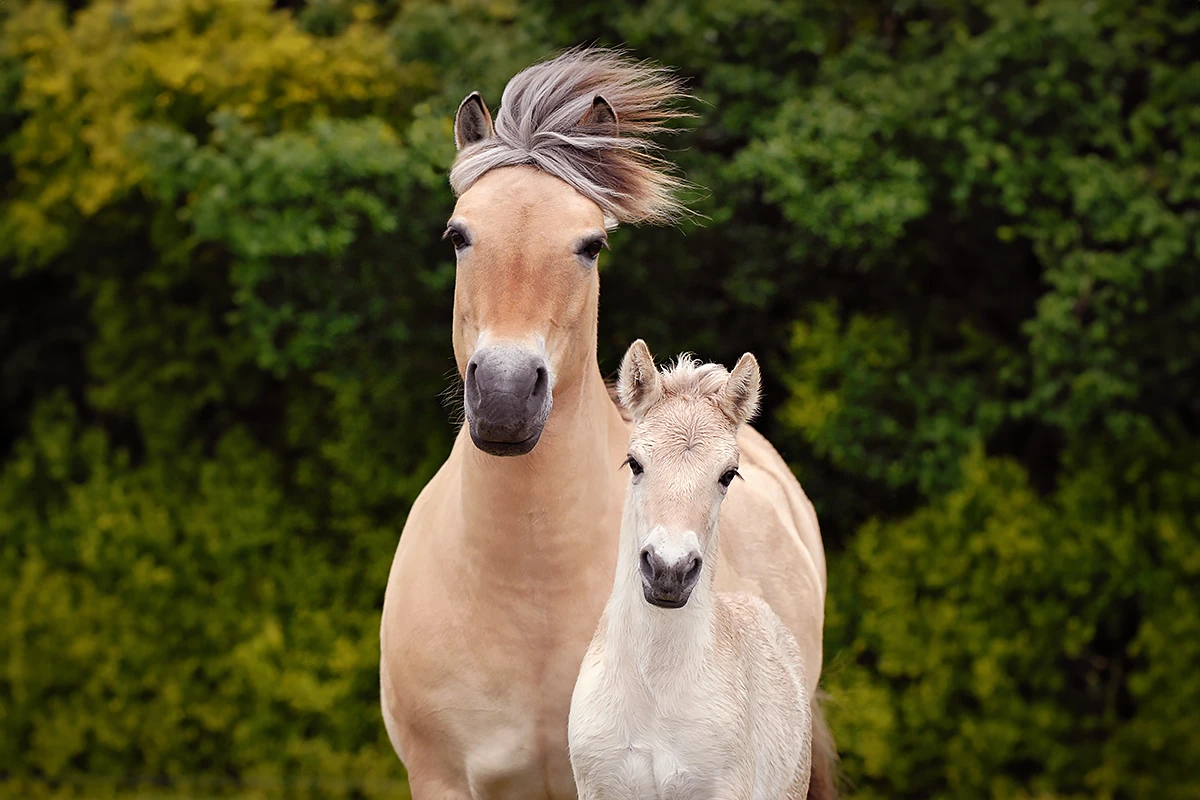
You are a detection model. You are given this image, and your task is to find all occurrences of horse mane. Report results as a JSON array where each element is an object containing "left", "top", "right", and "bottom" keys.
[
  {"left": 448, "top": 46, "right": 694, "bottom": 226},
  {"left": 659, "top": 354, "right": 731, "bottom": 401},
  {"left": 606, "top": 380, "right": 634, "bottom": 422},
  {"left": 608, "top": 354, "right": 730, "bottom": 420}
]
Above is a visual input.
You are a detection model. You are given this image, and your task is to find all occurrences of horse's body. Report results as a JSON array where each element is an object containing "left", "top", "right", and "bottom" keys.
[
  {"left": 568, "top": 344, "right": 813, "bottom": 800},
  {"left": 380, "top": 49, "right": 835, "bottom": 800}
]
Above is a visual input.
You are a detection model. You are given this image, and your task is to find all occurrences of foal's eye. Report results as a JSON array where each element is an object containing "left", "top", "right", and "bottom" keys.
[
  {"left": 718, "top": 468, "right": 740, "bottom": 488},
  {"left": 624, "top": 456, "right": 644, "bottom": 477},
  {"left": 578, "top": 237, "right": 606, "bottom": 262}
]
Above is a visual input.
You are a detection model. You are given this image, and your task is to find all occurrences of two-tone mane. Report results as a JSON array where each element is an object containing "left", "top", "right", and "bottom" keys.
[{"left": 449, "top": 47, "right": 692, "bottom": 227}]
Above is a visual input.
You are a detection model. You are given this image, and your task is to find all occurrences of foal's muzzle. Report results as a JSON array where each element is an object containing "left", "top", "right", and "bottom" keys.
[
  {"left": 640, "top": 546, "right": 703, "bottom": 609},
  {"left": 464, "top": 346, "right": 552, "bottom": 456}
]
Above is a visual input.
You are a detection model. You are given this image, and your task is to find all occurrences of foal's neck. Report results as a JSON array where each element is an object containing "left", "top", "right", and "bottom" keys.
[{"left": 604, "top": 503, "right": 718, "bottom": 672}]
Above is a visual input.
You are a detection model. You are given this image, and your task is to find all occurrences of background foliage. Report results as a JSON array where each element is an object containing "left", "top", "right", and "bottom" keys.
[{"left": 1, "top": 0, "right": 1197, "bottom": 797}]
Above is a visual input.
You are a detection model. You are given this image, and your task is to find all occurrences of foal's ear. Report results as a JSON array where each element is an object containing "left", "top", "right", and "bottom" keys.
[
  {"left": 578, "top": 95, "right": 619, "bottom": 135},
  {"left": 722, "top": 353, "right": 761, "bottom": 428},
  {"left": 454, "top": 91, "right": 494, "bottom": 150},
  {"left": 619, "top": 339, "right": 663, "bottom": 417}
]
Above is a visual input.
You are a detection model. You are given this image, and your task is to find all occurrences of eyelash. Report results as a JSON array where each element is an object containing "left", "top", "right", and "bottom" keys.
[
  {"left": 445, "top": 230, "right": 603, "bottom": 262},
  {"left": 624, "top": 457, "right": 741, "bottom": 489},
  {"left": 578, "top": 238, "right": 606, "bottom": 261},
  {"left": 444, "top": 228, "right": 468, "bottom": 250}
]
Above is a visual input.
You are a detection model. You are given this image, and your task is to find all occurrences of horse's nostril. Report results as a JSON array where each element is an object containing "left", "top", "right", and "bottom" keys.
[
  {"left": 684, "top": 556, "right": 702, "bottom": 584},
  {"left": 466, "top": 360, "right": 479, "bottom": 386},
  {"left": 531, "top": 365, "right": 548, "bottom": 399},
  {"left": 639, "top": 549, "right": 654, "bottom": 580}
]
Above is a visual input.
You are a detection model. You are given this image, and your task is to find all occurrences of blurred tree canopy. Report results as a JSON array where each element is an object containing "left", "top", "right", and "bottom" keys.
[{"left": 1, "top": 0, "right": 1196, "bottom": 798}]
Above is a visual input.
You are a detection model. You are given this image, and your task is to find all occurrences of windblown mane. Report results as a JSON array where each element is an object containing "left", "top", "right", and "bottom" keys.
[{"left": 449, "top": 47, "right": 693, "bottom": 226}]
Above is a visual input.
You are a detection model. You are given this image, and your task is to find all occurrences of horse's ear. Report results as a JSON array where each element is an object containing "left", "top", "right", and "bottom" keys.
[
  {"left": 454, "top": 91, "right": 494, "bottom": 150},
  {"left": 619, "top": 339, "right": 663, "bottom": 418},
  {"left": 579, "top": 95, "right": 618, "bottom": 135},
  {"left": 722, "top": 353, "right": 761, "bottom": 427}
]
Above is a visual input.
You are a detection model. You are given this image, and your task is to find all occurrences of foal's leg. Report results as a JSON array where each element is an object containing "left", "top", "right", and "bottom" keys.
[
  {"left": 574, "top": 783, "right": 603, "bottom": 800},
  {"left": 711, "top": 769, "right": 757, "bottom": 800},
  {"left": 785, "top": 774, "right": 811, "bottom": 800}
]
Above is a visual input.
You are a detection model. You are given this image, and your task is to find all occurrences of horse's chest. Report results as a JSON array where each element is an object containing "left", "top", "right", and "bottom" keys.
[
  {"left": 571, "top": 681, "right": 734, "bottom": 799},
  {"left": 613, "top": 740, "right": 713, "bottom": 800},
  {"left": 387, "top": 582, "right": 594, "bottom": 798},
  {"left": 577, "top": 728, "right": 726, "bottom": 799},
  {"left": 461, "top": 716, "right": 561, "bottom": 799}
]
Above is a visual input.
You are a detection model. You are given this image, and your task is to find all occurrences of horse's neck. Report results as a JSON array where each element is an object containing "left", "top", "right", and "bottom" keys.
[
  {"left": 602, "top": 501, "right": 718, "bottom": 681},
  {"left": 458, "top": 364, "right": 626, "bottom": 579}
]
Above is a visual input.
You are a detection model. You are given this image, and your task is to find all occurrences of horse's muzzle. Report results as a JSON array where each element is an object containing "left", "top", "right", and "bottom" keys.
[
  {"left": 640, "top": 546, "right": 702, "bottom": 608},
  {"left": 464, "top": 346, "right": 552, "bottom": 457}
]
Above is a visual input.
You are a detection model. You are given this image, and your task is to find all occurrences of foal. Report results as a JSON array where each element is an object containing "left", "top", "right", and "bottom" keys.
[{"left": 569, "top": 340, "right": 812, "bottom": 800}]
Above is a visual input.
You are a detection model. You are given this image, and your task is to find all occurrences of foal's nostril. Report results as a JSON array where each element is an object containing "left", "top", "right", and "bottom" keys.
[
  {"left": 639, "top": 548, "right": 655, "bottom": 581},
  {"left": 683, "top": 555, "right": 702, "bottom": 585},
  {"left": 531, "top": 365, "right": 548, "bottom": 399}
]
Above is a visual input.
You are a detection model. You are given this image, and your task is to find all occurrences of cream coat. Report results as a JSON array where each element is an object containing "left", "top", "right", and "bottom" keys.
[{"left": 568, "top": 346, "right": 812, "bottom": 800}]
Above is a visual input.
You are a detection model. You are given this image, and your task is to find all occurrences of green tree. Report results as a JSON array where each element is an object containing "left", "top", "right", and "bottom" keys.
[
  {"left": 2, "top": 0, "right": 1197, "bottom": 797},
  {"left": 731, "top": 0, "right": 1200, "bottom": 796},
  {"left": 1, "top": 0, "right": 549, "bottom": 795}
]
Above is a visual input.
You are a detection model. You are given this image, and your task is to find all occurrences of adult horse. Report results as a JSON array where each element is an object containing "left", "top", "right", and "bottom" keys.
[{"left": 380, "top": 47, "right": 836, "bottom": 800}]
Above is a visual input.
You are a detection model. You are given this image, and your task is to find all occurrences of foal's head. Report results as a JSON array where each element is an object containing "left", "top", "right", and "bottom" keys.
[
  {"left": 617, "top": 340, "right": 761, "bottom": 609},
  {"left": 445, "top": 48, "right": 689, "bottom": 456}
]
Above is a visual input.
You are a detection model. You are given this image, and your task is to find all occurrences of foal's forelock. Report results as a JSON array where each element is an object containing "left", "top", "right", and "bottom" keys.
[
  {"left": 634, "top": 357, "right": 746, "bottom": 429},
  {"left": 449, "top": 47, "right": 694, "bottom": 226}
]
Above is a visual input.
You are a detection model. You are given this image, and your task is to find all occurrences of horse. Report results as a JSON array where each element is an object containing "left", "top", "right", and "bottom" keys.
[
  {"left": 379, "top": 47, "right": 837, "bottom": 800},
  {"left": 568, "top": 341, "right": 813, "bottom": 800}
]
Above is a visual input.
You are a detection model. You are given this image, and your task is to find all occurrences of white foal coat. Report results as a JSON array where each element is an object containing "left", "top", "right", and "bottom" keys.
[{"left": 569, "top": 557, "right": 812, "bottom": 799}]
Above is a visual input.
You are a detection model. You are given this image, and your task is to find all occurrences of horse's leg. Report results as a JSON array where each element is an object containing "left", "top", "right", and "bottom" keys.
[
  {"left": 404, "top": 752, "right": 472, "bottom": 800},
  {"left": 785, "top": 773, "right": 811, "bottom": 800},
  {"left": 387, "top": 722, "right": 471, "bottom": 800},
  {"left": 574, "top": 780, "right": 602, "bottom": 800},
  {"left": 379, "top": 660, "right": 407, "bottom": 765},
  {"left": 406, "top": 773, "right": 472, "bottom": 800},
  {"left": 710, "top": 771, "right": 755, "bottom": 800},
  {"left": 806, "top": 696, "right": 839, "bottom": 800}
]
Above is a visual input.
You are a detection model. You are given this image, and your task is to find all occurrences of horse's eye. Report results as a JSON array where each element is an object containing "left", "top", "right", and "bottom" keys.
[
  {"left": 579, "top": 238, "right": 605, "bottom": 261},
  {"left": 445, "top": 228, "right": 468, "bottom": 251},
  {"left": 718, "top": 468, "right": 740, "bottom": 488},
  {"left": 625, "top": 456, "right": 644, "bottom": 477}
]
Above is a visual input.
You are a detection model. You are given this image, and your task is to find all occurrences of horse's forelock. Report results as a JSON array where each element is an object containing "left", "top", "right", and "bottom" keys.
[
  {"left": 659, "top": 356, "right": 730, "bottom": 403},
  {"left": 449, "top": 47, "right": 693, "bottom": 226}
]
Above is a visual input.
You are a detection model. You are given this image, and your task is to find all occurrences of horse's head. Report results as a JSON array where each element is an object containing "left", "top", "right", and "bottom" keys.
[
  {"left": 446, "top": 157, "right": 608, "bottom": 457},
  {"left": 444, "top": 49, "right": 690, "bottom": 457},
  {"left": 617, "top": 340, "right": 761, "bottom": 608}
]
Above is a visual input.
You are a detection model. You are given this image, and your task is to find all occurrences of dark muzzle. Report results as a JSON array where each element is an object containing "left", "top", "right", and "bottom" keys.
[
  {"left": 640, "top": 546, "right": 702, "bottom": 609},
  {"left": 464, "top": 346, "right": 552, "bottom": 456}
]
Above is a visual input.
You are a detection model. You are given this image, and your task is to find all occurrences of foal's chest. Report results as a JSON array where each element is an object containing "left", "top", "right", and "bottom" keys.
[{"left": 572, "top": 683, "right": 739, "bottom": 800}]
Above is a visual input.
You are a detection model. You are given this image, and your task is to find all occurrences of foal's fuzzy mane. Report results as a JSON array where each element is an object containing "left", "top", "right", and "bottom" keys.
[
  {"left": 610, "top": 355, "right": 734, "bottom": 421},
  {"left": 449, "top": 47, "right": 693, "bottom": 226},
  {"left": 658, "top": 354, "right": 732, "bottom": 401}
]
